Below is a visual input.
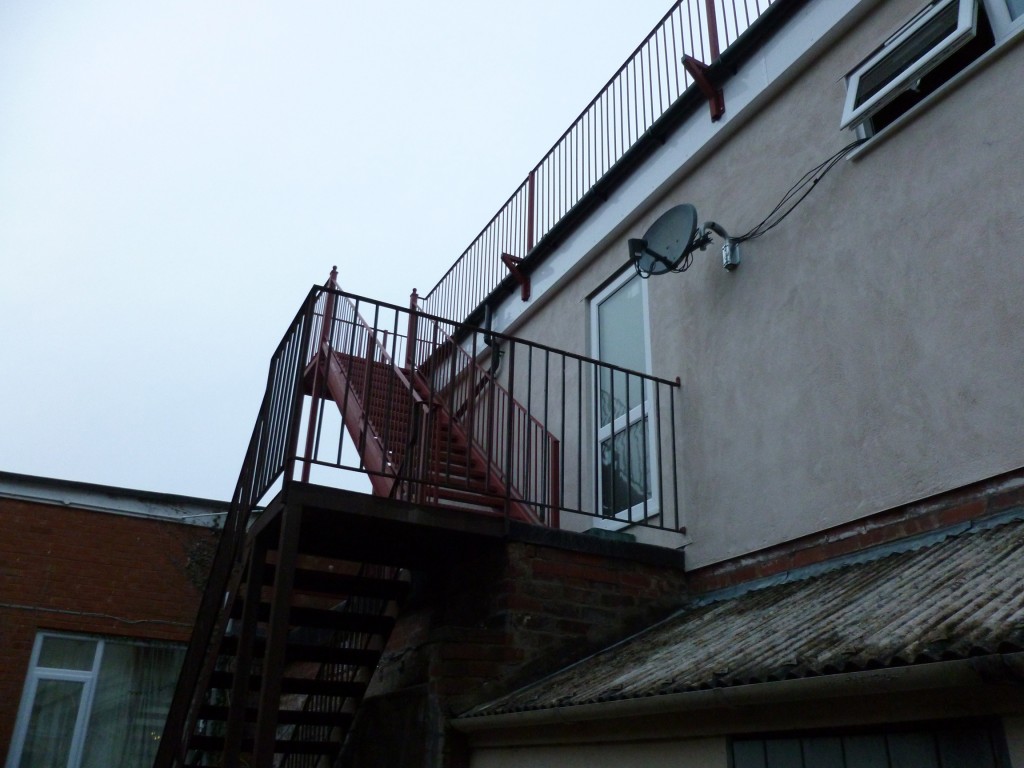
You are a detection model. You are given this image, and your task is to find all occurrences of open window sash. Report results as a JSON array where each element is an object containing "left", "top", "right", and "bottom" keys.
[{"left": 841, "top": 0, "right": 978, "bottom": 130}]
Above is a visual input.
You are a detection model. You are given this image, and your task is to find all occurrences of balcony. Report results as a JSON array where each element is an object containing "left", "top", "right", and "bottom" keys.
[{"left": 240, "top": 269, "right": 683, "bottom": 537}]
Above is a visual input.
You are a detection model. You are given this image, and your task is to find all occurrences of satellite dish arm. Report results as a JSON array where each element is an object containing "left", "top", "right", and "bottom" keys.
[{"left": 701, "top": 221, "right": 730, "bottom": 242}]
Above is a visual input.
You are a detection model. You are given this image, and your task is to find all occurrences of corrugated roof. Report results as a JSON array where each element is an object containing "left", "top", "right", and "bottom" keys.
[{"left": 464, "top": 514, "right": 1024, "bottom": 717}]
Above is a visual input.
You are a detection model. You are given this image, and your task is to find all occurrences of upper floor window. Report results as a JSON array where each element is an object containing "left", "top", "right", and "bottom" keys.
[
  {"left": 842, "top": 0, "right": 1023, "bottom": 135},
  {"left": 6, "top": 632, "right": 185, "bottom": 768}
]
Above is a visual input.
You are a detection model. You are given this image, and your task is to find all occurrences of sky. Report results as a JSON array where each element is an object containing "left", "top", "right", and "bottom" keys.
[{"left": 0, "top": 0, "right": 673, "bottom": 500}]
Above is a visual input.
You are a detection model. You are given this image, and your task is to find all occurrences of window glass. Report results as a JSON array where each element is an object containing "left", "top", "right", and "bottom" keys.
[
  {"left": 9, "top": 633, "right": 185, "bottom": 768},
  {"left": 1006, "top": 0, "right": 1024, "bottom": 18},
  {"left": 81, "top": 641, "right": 185, "bottom": 768},
  {"left": 600, "top": 416, "right": 650, "bottom": 516},
  {"left": 592, "top": 271, "right": 656, "bottom": 521},
  {"left": 733, "top": 722, "right": 1004, "bottom": 768},
  {"left": 597, "top": 277, "right": 645, "bottom": 425},
  {"left": 18, "top": 680, "right": 84, "bottom": 768},
  {"left": 37, "top": 637, "right": 96, "bottom": 671}
]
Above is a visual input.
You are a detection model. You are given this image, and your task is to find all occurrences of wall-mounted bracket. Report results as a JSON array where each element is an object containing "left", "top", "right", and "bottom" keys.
[
  {"left": 682, "top": 55, "right": 725, "bottom": 122},
  {"left": 501, "top": 253, "right": 531, "bottom": 301}
]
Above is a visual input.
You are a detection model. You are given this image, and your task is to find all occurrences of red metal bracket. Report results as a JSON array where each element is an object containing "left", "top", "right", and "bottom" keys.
[
  {"left": 501, "top": 253, "right": 530, "bottom": 301},
  {"left": 682, "top": 54, "right": 724, "bottom": 122}
]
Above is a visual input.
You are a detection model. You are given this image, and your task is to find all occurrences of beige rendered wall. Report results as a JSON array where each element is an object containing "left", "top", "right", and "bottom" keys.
[
  {"left": 469, "top": 737, "right": 726, "bottom": 768},
  {"left": 504, "top": 0, "right": 1024, "bottom": 567}
]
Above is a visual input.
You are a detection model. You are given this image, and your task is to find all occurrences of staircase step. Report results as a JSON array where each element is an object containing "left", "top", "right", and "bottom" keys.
[
  {"left": 208, "top": 671, "right": 366, "bottom": 699},
  {"left": 433, "top": 487, "right": 504, "bottom": 509},
  {"left": 288, "top": 606, "right": 395, "bottom": 633},
  {"left": 227, "top": 602, "right": 395, "bottom": 634},
  {"left": 187, "top": 734, "right": 338, "bottom": 756},
  {"left": 198, "top": 705, "right": 353, "bottom": 729},
  {"left": 266, "top": 565, "right": 410, "bottom": 601},
  {"left": 218, "top": 636, "right": 383, "bottom": 667},
  {"left": 281, "top": 676, "right": 367, "bottom": 698}
]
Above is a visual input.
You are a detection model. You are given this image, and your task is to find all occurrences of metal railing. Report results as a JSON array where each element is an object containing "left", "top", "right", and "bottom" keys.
[
  {"left": 419, "top": 0, "right": 775, "bottom": 324},
  {"left": 300, "top": 280, "right": 683, "bottom": 532}
]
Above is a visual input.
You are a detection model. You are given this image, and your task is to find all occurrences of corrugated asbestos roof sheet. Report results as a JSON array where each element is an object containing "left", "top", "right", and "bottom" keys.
[{"left": 464, "top": 515, "right": 1024, "bottom": 717}]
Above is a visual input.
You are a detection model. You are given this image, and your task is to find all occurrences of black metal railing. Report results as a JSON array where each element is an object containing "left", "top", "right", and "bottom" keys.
[
  {"left": 418, "top": 0, "right": 775, "bottom": 323},
  {"left": 300, "top": 280, "right": 683, "bottom": 532}
]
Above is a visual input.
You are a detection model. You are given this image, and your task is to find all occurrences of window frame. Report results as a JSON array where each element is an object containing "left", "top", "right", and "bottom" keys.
[
  {"left": 842, "top": 0, "right": 1024, "bottom": 136},
  {"left": 6, "top": 631, "right": 183, "bottom": 768},
  {"left": 589, "top": 269, "right": 658, "bottom": 527},
  {"left": 987, "top": 0, "right": 1024, "bottom": 38},
  {"left": 731, "top": 719, "right": 1011, "bottom": 768},
  {"left": 841, "top": 0, "right": 979, "bottom": 131}
]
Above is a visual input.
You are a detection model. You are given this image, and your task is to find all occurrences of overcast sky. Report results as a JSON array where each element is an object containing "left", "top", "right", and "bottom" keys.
[{"left": 0, "top": 0, "right": 672, "bottom": 500}]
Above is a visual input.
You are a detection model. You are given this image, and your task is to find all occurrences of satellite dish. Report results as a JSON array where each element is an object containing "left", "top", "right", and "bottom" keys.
[{"left": 628, "top": 204, "right": 700, "bottom": 276}]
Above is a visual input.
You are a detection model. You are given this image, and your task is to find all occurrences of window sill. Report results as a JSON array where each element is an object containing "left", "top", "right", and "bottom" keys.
[{"left": 847, "top": 20, "right": 1024, "bottom": 161}]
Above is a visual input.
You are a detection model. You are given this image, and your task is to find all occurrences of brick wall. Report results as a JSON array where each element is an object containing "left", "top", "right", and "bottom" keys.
[
  {"left": 426, "top": 539, "right": 688, "bottom": 713},
  {"left": 0, "top": 496, "right": 217, "bottom": 751},
  {"left": 343, "top": 528, "right": 687, "bottom": 767}
]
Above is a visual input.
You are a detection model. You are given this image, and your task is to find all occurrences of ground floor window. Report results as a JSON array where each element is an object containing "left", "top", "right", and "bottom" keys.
[
  {"left": 6, "top": 632, "right": 185, "bottom": 768},
  {"left": 732, "top": 720, "right": 1009, "bottom": 768}
]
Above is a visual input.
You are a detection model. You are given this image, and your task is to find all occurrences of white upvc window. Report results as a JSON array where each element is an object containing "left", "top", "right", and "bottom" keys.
[
  {"left": 590, "top": 270, "right": 657, "bottom": 524},
  {"left": 842, "top": 0, "right": 1024, "bottom": 133},
  {"left": 989, "top": 0, "right": 1024, "bottom": 35},
  {"left": 841, "top": 0, "right": 978, "bottom": 130},
  {"left": 6, "top": 632, "right": 184, "bottom": 768}
]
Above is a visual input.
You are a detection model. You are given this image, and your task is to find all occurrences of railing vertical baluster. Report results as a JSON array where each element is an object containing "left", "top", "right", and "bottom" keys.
[
  {"left": 406, "top": 289, "right": 419, "bottom": 371},
  {"left": 670, "top": 381, "right": 680, "bottom": 530},
  {"left": 414, "top": 0, "right": 771, "bottom": 321},
  {"left": 526, "top": 170, "right": 536, "bottom": 253}
]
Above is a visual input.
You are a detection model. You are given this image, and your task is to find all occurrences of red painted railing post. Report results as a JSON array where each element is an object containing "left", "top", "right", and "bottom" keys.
[
  {"left": 405, "top": 288, "right": 419, "bottom": 371},
  {"left": 704, "top": 0, "right": 721, "bottom": 61},
  {"left": 526, "top": 170, "right": 537, "bottom": 253}
]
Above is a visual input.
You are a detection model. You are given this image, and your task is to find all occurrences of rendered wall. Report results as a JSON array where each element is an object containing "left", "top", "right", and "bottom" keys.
[{"left": 500, "top": 0, "right": 1024, "bottom": 568}]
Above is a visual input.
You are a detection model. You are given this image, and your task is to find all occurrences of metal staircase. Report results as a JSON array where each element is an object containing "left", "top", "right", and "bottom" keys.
[
  {"left": 178, "top": 527, "right": 408, "bottom": 766},
  {"left": 157, "top": 269, "right": 681, "bottom": 767},
  {"left": 156, "top": 271, "right": 558, "bottom": 768}
]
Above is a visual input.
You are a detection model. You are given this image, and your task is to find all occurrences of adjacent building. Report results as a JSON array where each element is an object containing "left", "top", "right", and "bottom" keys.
[{"left": 0, "top": 472, "right": 225, "bottom": 767}]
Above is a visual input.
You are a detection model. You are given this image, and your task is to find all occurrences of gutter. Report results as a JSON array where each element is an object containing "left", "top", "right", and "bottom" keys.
[{"left": 452, "top": 653, "right": 1024, "bottom": 734}]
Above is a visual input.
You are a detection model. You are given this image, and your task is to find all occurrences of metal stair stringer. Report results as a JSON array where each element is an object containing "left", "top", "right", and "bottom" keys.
[{"left": 167, "top": 502, "right": 411, "bottom": 768}]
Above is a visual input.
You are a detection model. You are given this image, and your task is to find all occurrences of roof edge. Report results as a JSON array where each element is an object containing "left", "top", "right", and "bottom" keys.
[{"left": 454, "top": 652, "right": 1024, "bottom": 734}]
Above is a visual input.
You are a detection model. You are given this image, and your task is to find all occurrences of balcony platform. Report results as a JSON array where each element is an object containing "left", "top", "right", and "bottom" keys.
[{"left": 250, "top": 482, "right": 686, "bottom": 572}]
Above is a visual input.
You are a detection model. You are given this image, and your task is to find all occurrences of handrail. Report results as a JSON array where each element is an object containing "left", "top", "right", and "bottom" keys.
[
  {"left": 419, "top": 0, "right": 775, "bottom": 324},
  {"left": 410, "top": 307, "right": 559, "bottom": 525},
  {"left": 299, "top": 279, "right": 683, "bottom": 531}
]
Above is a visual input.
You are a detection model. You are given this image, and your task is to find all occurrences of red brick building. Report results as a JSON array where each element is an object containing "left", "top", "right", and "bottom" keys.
[{"left": 0, "top": 472, "right": 225, "bottom": 766}]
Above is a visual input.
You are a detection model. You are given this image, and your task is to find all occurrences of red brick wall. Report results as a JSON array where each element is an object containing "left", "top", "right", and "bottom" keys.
[
  {"left": 370, "top": 535, "right": 688, "bottom": 715},
  {"left": 0, "top": 497, "right": 216, "bottom": 751},
  {"left": 344, "top": 533, "right": 687, "bottom": 766}
]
